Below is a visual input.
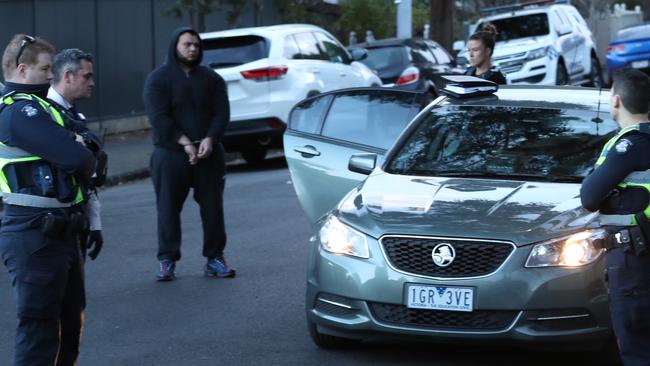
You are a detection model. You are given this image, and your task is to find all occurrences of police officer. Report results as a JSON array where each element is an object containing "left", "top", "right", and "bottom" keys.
[
  {"left": 0, "top": 35, "right": 95, "bottom": 365},
  {"left": 48, "top": 48, "right": 105, "bottom": 261},
  {"left": 581, "top": 68, "right": 650, "bottom": 365}
]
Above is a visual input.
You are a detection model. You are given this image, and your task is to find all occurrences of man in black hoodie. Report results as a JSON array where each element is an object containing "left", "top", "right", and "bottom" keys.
[{"left": 143, "top": 27, "right": 233, "bottom": 281}]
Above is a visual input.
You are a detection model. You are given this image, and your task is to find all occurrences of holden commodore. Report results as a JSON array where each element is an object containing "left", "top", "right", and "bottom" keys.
[{"left": 283, "top": 80, "right": 621, "bottom": 360}]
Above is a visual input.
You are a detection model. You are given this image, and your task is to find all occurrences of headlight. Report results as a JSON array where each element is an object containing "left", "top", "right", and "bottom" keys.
[
  {"left": 526, "top": 47, "right": 547, "bottom": 61},
  {"left": 319, "top": 215, "right": 369, "bottom": 258},
  {"left": 525, "top": 229, "right": 606, "bottom": 268}
]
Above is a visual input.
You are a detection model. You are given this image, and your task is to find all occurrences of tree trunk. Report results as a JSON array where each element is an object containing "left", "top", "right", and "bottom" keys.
[
  {"left": 644, "top": 0, "right": 650, "bottom": 21},
  {"left": 429, "top": 0, "right": 453, "bottom": 50}
]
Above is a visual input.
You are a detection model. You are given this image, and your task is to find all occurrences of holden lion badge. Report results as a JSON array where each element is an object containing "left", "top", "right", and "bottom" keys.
[{"left": 432, "top": 243, "right": 455, "bottom": 267}]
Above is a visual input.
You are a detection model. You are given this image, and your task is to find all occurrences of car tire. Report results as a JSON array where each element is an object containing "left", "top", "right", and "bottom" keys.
[
  {"left": 241, "top": 145, "right": 267, "bottom": 164},
  {"left": 307, "top": 318, "right": 359, "bottom": 349},
  {"left": 555, "top": 61, "right": 569, "bottom": 85},
  {"left": 588, "top": 55, "right": 604, "bottom": 88}
]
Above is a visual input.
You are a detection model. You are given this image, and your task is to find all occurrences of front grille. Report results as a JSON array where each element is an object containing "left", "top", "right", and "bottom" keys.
[
  {"left": 369, "top": 302, "right": 518, "bottom": 331},
  {"left": 380, "top": 236, "right": 514, "bottom": 278}
]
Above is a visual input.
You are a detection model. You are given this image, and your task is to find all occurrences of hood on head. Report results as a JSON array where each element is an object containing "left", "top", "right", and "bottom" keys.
[{"left": 167, "top": 26, "right": 203, "bottom": 67}]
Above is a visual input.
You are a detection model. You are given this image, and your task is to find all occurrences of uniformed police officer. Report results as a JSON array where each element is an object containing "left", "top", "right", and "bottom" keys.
[
  {"left": 581, "top": 68, "right": 650, "bottom": 366},
  {"left": 0, "top": 35, "right": 96, "bottom": 365}
]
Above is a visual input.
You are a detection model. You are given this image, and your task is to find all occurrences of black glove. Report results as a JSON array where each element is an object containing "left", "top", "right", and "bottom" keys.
[{"left": 87, "top": 230, "right": 103, "bottom": 260}]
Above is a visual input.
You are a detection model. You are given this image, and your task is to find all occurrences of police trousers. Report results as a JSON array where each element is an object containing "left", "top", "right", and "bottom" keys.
[
  {"left": 606, "top": 247, "right": 650, "bottom": 366},
  {"left": 0, "top": 210, "right": 85, "bottom": 366},
  {"left": 150, "top": 145, "right": 227, "bottom": 261}
]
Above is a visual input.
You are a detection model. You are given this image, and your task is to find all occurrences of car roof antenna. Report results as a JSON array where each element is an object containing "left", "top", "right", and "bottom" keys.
[{"left": 592, "top": 87, "right": 603, "bottom": 134}]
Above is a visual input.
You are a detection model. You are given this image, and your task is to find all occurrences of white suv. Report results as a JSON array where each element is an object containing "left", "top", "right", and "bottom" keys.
[
  {"left": 200, "top": 24, "right": 381, "bottom": 163},
  {"left": 458, "top": 1, "right": 603, "bottom": 86}
]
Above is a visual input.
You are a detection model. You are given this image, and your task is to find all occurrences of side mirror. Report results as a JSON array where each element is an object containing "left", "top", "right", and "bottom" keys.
[
  {"left": 348, "top": 153, "right": 377, "bottom": 175},
  {"left": 556, "top": 24, "right": 572, "bottom": 36},
  {"left": 350, "top": 47, "right": 368, "bottom": 62},
  {"left": 452, "top": 40, "right": 465, "bottom": 54}
]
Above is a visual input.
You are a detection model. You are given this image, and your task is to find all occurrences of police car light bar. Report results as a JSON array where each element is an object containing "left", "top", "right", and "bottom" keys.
[
  {"left": 440, "top": 75, "right": 498, "bottom": 99},
  {"left": 479, "top": 0, "right": 568, "bottom": 17}
]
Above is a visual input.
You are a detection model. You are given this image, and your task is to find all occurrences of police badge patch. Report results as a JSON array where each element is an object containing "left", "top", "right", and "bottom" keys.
[
  {"left": 21, "top": 104, "right": 39, "bottom": 118},
  {"left": 615, "top": 139, "right": 632, "bottom": 154}
]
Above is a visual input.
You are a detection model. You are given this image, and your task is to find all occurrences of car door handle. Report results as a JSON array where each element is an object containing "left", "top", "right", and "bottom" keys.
[
  {"left": 339, "top": 72, "right": 347, "bottom": 77},
  {"left": 293, "top": 145, "right": 321, "bottom": 157},
  {"left": 310, "top": 68, "right": 320, "bottom": 74}
]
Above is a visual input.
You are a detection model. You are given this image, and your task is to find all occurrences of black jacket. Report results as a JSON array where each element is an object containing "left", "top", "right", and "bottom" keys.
[
  {"left": 465, "top": 66, "right": 507, "bottom": 85},
  {"left": 143, "top": 27, "right": 230, "bottom": 151}
]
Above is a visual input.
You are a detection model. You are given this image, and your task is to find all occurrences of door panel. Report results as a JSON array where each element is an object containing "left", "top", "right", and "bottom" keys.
[{"left": 284, "top": 89, "right": 423, "bottom": 223}]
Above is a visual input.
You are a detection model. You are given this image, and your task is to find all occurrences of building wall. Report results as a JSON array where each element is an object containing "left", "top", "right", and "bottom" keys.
[{"left": 0, "top": 0, "right": 278, "bottom": 130}]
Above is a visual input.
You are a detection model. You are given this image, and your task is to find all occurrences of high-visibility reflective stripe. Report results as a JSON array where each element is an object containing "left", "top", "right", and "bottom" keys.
[
  {"left": 598, "top": 214, "right": 635, "bottom": 226},
  {"left": 0, "top": 143, "right": 32, "bottom": 159},
  {"left": 624, "top": 171, "right": 650, "bottom": 184},
  {"left": 2, "top": 192, "right": 78, "bottom": 208}
]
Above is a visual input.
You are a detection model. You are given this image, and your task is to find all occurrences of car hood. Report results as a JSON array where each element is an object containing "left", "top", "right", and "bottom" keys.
[
  {"left": 336, "top": 173, "right": 598, "bottom": 246},
  {"left": 492, "top": 36, "right": 551, "bottom": 58}
]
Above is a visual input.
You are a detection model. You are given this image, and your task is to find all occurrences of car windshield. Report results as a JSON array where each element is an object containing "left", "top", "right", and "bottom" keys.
[
  {"left": 385, "top": 105, "right": 618, "bottom": 181},
  {"left": 478, "top": 13, "right": 549, "bottom": 42},
  {"left": 617, "top": 24, "right": 650, "bottom": 41},
  {"left": 202, "top": 35, "right": 268, "bottom": 68},
  {"left": 361, "top": 46, "right": 408, "bottom": 72}
]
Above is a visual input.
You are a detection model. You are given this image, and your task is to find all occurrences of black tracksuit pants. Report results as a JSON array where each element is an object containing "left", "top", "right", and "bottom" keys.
[{"left": 151, "top": 145, "right": 227, "bottom": 261}]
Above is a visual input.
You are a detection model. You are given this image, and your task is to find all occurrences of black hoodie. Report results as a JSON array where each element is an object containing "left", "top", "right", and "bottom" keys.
[{"left": 143, "top": 27, "right": 229, "bottom": 151}]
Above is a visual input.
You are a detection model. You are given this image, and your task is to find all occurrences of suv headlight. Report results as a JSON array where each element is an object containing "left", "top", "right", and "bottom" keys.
[
  {"left": 319, "top": 215, "right": 369, "bottom": 258},
  {"left": 525, "top": 229, "right": 606, "bottom": 268},
  {"left": 526, "top": 47, "right": 548, "bottom": 61}
]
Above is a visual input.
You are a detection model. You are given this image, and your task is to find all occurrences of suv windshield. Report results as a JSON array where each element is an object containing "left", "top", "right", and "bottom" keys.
[
  {"left": 202, "top": 35, "right": 268, "bottom": 68},
  {"left": 361, "top": 46, "right": 408, "bottom": 72},
  {"left": 385, "top": 105, "right": 618, "bottom": 181},
  {"left": 477, "top": 13, "right": 550, "bottom": 42}
]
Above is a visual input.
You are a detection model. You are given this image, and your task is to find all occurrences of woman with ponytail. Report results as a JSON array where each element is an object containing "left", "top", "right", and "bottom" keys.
[{"left": 465, "top": 23, "right": 507, "bottom": 85}]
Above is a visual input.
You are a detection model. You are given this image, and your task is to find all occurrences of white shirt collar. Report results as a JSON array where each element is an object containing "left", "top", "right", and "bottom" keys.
[{"left": 47, "top": 87, "right": 73, "bottom": 110}]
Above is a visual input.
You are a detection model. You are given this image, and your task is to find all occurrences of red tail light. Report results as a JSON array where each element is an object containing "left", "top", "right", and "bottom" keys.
[
  {"left": 396, "top": 66, "right": 419, "bottom": 86},
  {"left": 241, "top": 66, "right": 288, "bottom": 80},
  {"left": 607, "top": 45, "right": 626, "bottom": 53}
]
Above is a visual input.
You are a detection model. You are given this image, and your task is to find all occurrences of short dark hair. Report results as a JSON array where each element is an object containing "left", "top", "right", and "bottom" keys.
[
  {"left": 52, "top": 48, "right": 93, "bottom": 84},
  {"left": 2, "top": 34, "right": 55, "bottom": 79},
  {"left": 469, "top": 23, "right": 498, "bottom": 56},
  {"left": 612, "top": 68, "right": 650, "bottom": 115}
]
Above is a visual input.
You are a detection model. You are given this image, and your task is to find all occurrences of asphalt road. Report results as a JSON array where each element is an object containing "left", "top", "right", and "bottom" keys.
[{"left": 0, "top": 158, "right": 611, "bottom": 365}]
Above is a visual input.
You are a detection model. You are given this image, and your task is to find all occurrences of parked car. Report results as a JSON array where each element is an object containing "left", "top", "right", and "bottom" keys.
[
  {"left": 350, "top": 38, "right": 463, "bottom": 93},
  {"left": 200, "top": 24, "right": 381, "bottom": 163},
  {"left": 284, "top": 81, "right": 620, "bottom": 360},
  {"left": 456, "top": 0, "right": 603, "bottom": 86},
  {"left": 606, "top": 22, "right": 650, "bottom": 81}
]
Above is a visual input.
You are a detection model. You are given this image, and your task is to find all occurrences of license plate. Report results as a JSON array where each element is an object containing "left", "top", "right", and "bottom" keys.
[
  {"left": 406, "top": 284, "right": 474, "bottom": 312},
  {"left": 631, "top": 60, "right": 649, "bottom": 69}
]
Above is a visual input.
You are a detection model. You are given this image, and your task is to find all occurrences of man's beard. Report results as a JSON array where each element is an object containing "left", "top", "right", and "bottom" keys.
[{"left": 177, "top": 53, "right": 198, "bottom": 67}]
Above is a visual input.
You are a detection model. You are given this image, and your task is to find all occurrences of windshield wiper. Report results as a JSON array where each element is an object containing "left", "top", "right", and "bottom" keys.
[{"left": 433, "top": 171, "right": 583, "bottom": 183}]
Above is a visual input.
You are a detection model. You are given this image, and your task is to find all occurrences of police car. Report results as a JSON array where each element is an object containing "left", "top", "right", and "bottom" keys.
[
  {"left": 457, "top": 0, "right": 603, "bottom": 86},
  {"left": 284, "top": 77, "right": 620, "bottom": 362}
]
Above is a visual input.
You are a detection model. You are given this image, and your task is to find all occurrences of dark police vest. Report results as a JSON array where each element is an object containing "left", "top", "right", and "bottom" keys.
[
  {"left": 0, "top": 93, "right": 84, "bottom": 208},
  {"left": 596, "top": 123, "right": 650, "bottom": 225}
]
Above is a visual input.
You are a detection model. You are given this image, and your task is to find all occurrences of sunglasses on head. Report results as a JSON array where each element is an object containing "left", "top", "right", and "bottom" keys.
[{"left": 15, "top": 35, "right": 35, "bottom": 67}]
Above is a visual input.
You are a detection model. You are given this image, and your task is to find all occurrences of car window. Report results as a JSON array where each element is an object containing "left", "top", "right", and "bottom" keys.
[
  {"left": 410, "top": 42, "right": 437, "bottom": 65},
  {"left": 427, "top": 41, "right": 452, "bottom": 64},
  {"left": 202, "top": 35, "right": 268, "bottom": 68},
  {"left": 289, "top": 95, "right": 332, "bottom": 134},
  {"left": 386, "top": 105, "right": 618, "bottom": 179},
  {"left": 566, "top": 7, "right": 587, "bottom": 28},
  {"left": 293, "top": 32, "right": 327, "bottom": 60},
  {"left": 477, "top": 13, "right": 550, "bottom": 42},
  {"left": 313, "top": 32, "right": 351, "bottom": 64},
  {"left": 283, "top": 34, "right": 301, "bottom": 59},
  {"left": 617, "top": 24, "right": 650, "bottom": 41},
  {"left": 361, "top": 46, "right": 408, "bottom": 72},
  {"left": 321, "top": 91, "right": 418, "bottom": 150}
]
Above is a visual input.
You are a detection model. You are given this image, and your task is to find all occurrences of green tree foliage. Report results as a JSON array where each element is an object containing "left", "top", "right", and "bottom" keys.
[
  {"left": 164, "top": 0, "right": 256, "bottom": 31},
  {"left": 338, "top": 0, "right": 396, "bottom": 40}
]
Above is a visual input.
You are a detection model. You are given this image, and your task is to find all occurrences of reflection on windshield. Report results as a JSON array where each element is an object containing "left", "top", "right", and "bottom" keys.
[
  {"left": 362, "top": 47, "right": 407, "bottom": 71},
  {"left": 478, "top": 13, "right": 549, "bottom": 42},
  {"left": 386, "top": 105, "right": 618, "bottom": 180}
]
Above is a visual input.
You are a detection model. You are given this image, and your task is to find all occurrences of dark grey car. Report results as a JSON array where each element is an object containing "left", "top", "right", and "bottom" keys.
[{"left": 284, "top": 85, "right": 621, "bottom": 359}]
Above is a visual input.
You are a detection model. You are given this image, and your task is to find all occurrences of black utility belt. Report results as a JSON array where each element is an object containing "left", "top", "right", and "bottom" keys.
[
  {"left": 605, "top": 227, "right": 648, "bottom": 256},
  {"left": 41, "top": 208, "right": 87, "bottom": 238}
]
